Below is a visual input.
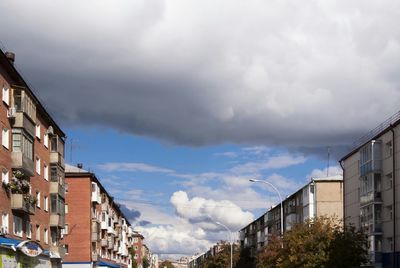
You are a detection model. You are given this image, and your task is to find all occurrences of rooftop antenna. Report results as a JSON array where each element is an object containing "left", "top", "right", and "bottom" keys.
[{"left": 327, "top": 146, "right": 331, "bottom": 177}]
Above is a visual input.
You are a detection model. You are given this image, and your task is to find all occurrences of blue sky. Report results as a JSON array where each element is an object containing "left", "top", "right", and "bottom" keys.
[
  {"left": 1, "top": 0, "right": 399, "bottom": 258},
  {"left": 63, "top": 126, "right": 341, "bottom": 256}
]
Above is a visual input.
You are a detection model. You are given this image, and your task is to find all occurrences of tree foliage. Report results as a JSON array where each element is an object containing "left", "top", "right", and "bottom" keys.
[
  {"left": 202, "top": 241, "right": 240, "bottom": 268},
  {"left": 256, "top": 217, "right": 368, "bottom": 268},
  {"left": 143, "top": 256, "right": 150, "bottom": 268},
  {"left": 159, "top": 260, "right": 174, "bottom": 268}
]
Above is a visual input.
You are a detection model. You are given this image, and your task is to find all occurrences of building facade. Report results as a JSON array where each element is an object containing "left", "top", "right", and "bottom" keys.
[
  {"left": 239, "top": 176, "right": 343, "bottom": 260},
  {"left": 340, "top": 111, "right": 400, "bottom": 267},
  {"left": 62, "top": 164, "right": 138, "bottom": 268},
  {"left": 0, "top": 49, "right": 66, "bottom": 267}
]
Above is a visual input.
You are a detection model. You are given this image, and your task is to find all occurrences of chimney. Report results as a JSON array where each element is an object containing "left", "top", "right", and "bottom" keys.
[
  {"left": 5, "top": 52, "right": 15, "bottom": 64},
  {"left": 77, "top": 163, "right": 83, "bottom": 169}
]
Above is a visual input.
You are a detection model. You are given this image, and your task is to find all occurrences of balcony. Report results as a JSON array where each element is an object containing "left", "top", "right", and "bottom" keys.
[
  {"left": 92, "top": 232, "right": 99, "bottom": 242},
  {"left": 101, "top": 203, "right": 108, "bottom": 211},
  {"left": 101, "top": 238, "right": 108, "bottom": 247},
  {"left": 50, "top": 182, "right": 65, "bottom": 198},
  {"left": 50, "top": 245, "right": 66, "bottom": 258},
  {"left": 360, "top": 191, "right": 383, "bottom": 206},
  {"left": 101, "top": 221, "right": 107, "bottom": 230},
  {"left": 12, "top": 111, "right": 35, "bottom": 137},
  {"left": 108, "top": 237, "right": 114, "bottom": 249},
  {"left": 11, "top": 194, "right": 35, "bottom": 214},
  {"left": 92, "top": 253, "right": 98, "bottom": 261},
  {"left": 107, "top": 226, "right": 115, "bottom": 235},
  {"left": 50, "top": 152, "right": 65, "bottom": 168},
  {"left": 113, "top": 244, "right": 119, "bottom": 252},
  {"left": 11, "top": 152, "right": 34, "bottom": 176},
  {"left": 50, "top": 214, "right": 65, "bottom": 228},
  {"left": 287, "top": 206, "right": 296, "bottom": 214}
]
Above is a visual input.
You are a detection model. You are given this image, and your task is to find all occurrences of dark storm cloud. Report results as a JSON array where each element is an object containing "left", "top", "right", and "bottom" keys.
[
  {"left": 119, "top": 204, "right": 141, "bottom": 222},
  {"left": 1, "top": 0, "right": 400, "bottom": 152}
]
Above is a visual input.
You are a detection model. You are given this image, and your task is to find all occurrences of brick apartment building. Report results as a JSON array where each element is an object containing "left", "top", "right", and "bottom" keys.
[
  {"left": 239, "top": 176, "right": 343, "bottom": 261},
  {"left": 340, "top": 111, "right": 400, "bottom": 268},
  {"left": 62, "top": 164, "right": 143, "bottom": 268},
  {"left": 0, "top": 49, "right": 66, "bottom": 267}
]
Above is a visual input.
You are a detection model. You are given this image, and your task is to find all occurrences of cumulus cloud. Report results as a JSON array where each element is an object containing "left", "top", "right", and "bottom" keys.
[
  {"left": 170, "top": 191, "right": 254, "bottom": 230},
  {"left": 0, "top": 1, "right": 399, "bottom": 150}
]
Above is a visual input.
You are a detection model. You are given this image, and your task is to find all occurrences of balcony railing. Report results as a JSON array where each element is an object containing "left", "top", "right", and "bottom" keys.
[
  {"left": 11, "top": 152, "right": 34, "bottom": 176},
  {"left": 50, "top": 152, "right": 65, "bottom": 168},
  {"left": 11, "top": 194, "right": 35, "bottom": 214},
  {"left": 101, "top": 238, "right": 108, "bottom": 247},
  {"left": 50, "top": 182, "right": 65, "bottom": 198},
  {"left": 92, "top": 253, "right": 98, "bottom": 261},
  {"left": 50, "top": 214, "right": 65, "bottom": 228}
]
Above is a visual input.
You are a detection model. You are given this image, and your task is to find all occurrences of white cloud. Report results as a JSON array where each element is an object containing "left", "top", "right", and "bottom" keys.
[
  {"left": 98, "top": 162, "right": 173, "bottom": 173},
  {"left": 231, "top": 154, "right": 306, "bottom": 174},
  {"left": 170, "top": 191, "right": 254, "bottom": 230},
  {"left": 308, "top": 166, "right": 343, "bottom": 179}
]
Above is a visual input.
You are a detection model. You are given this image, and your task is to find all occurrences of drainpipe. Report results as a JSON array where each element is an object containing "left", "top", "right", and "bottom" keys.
[
  {"left": 339, "top": 161, "right": 345, "bottom": 226},
  {"left": 390, "top": 125, "right": 396, "bottom": 267}
]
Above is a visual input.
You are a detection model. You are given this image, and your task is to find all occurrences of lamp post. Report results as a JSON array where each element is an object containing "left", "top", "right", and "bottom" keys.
[
  {"left": 249, "top": 179, "right": 284, "bottom": 242},
  {"left": 215, "top": 221, "right": 233, "bottom": 268}
]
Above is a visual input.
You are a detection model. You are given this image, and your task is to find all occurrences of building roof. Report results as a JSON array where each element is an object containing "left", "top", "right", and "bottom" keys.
[
  {"left": 311, "top": 174, "right": 343, "bottom": 182},
  {"left": 65, "top": 163, "right": 132, "bottom": 227},
  {"left": 0, "top": 49, "right": 66, "bottom": 138},
  {"left": 340, "top": 110, "right": 400, "bottom": 162}
]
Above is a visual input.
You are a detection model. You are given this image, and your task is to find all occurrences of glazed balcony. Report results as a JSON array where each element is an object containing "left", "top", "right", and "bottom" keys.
[
  {"left": 11, "top": 194, "right": 35, "bottom": 214},
  {"left": 50, "top": 245, "right": 67, "bottom": 258},
  {"left": 101, "top": 238, "right": 108, "bottom": 247},
  {"left": 50, "top": 152, "right": 65, "bottom": 168},
  {"left": 50, "top": 182, "right": 65, "bottom": 198},
  {"left": 12, "top": 111, "right": 35, "bottom": 138},
  {"left": 11, "top": 152, "right": 34, "bottom": 177},
  {"left": 50, "top": 214, "right": 65, "bottom": 228},
  {"left": 92, "top": 253, "right": 98, "bottom": 261}
]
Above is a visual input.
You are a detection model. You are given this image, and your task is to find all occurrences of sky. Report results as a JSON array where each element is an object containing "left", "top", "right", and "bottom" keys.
[{"left": 1, "top": 0, "right": 400, "bottom": 259}]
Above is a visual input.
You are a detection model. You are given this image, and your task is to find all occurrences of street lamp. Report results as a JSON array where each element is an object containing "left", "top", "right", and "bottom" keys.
[
  {"left": 215, "top": 221, "right": 233, "bottom": 268},
  {"left": 249, "top": 179, "right": 284, "bottom": 241}
]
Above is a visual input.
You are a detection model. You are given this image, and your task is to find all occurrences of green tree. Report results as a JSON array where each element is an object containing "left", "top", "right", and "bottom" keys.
[
  {"left": 256, "top": 217, "right": 368, "bottom": 268},
  {"left": 159, "top": 260, "right": 174, "bottom": 268},
  {"left": 130, "top": 248, "right": 138, "bottom": 268},
  {"left": 203, "top": 241, "right": 241, "bottom": 268},
  {"left": 143, "top": 256, "right": 150, "bottom": 268}
]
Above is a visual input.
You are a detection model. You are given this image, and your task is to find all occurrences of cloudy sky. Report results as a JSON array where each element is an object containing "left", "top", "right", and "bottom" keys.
[{"left": 1, "top": 0, "right": 400, "bottom": 260}]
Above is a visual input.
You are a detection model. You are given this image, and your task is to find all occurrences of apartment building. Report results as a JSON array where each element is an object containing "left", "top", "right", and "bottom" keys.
[
  {"left": 239, "top": 176, "right": 343, "bottom": 260},
  {"left": 340, "top": 111, "right": 400, "bottom": 268},
  {"left": 62, "top": 164, "right": 138, "bottom": 268},
  {"left": 0, "top": 49, "right": 66, "bottom": 267}
]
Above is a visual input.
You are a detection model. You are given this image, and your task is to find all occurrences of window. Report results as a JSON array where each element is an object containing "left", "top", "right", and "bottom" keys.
[
  {"left": 36, "top": 157, "right": 41, "bottom": 175},
  {"left": 387, "top": 205, "right": 393, "bottom": 220},
  {"left": 65, "top": 204, "right": 68, "bottom": 214},
  {"left": 44, "top": 228, "right": 48, "bottom": 244},
  {"left": 36, "top": 191, "right": 41, "bottom": 208},
  {"left": 2, "top": 169, "right": 9, "bottom": 184},
  {"left": 386, "top": 141, "right": 393, "bottom": 157},
  {"left": 386, "top": 172, "right": 393, "bottom": 189},
  {"left": 64, "top": 244, "right": 69, "bottom": 254},
  {"left": 64, "top": 224, "right": 69, "bottom": 235},
  {"left": 44, "top": 133, "right": 48, "bottom": 148},
  {"left": 26, "top": 222, "right": 32, "bottom": 239},
  {"left": 2, "top": 85, "right": 9, "bottom": 105},
  {"left": 36, "top": 225, "right": 40, "bottom": 241},
  {"left": 1, "top": 213, "right": 9, "bottom": 234},
  {"left": 13, "top": 216, "right": 23, "bottom": 237},
  {"left": 44, "top": 196, "right": 49, "bottom": 211},
  {"left": 2, "top": 128, "right": 9, "bottom": 149},
  {"left": 44, "top": 163, "right": 48, "bottom": 181},
  {"left": 35, "top": 125, "right": 41, "bottom": 139},
  {"left": 12, "top": 129, "right": 33, "bottom": 160}
]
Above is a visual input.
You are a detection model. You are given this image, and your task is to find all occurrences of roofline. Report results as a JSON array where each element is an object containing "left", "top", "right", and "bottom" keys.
[
  {"left": 65, "top": 170, "right": 132, "bottom": 227},
  {"left": 339, "top": 119, "right": 400, "bottom": 162},
  {"left": 0, "top": 48, "right": 66, "bottom": 138}
]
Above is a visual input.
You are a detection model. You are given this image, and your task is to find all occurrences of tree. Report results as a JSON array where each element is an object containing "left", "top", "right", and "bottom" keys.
[
  {"left": 159, "top": 260, "right": 174, "bottom": 268},
  {"left": 142, "top": 256, "right": 150, "bottom": 268},
  {"left": 202, "top": 241, "right": 241, "bottom": 268},
  {"left": 130, "top": 248, "right": 138, "bottom": 268},
  {"left": 256, "top": 217, "right": 368, "bottom": 268}
]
